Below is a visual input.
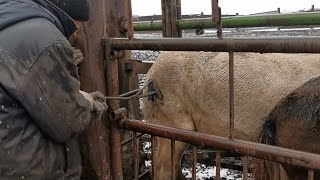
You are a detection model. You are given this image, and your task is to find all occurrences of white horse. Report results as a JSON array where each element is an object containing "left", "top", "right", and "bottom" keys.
[{"left": 142, "top": 51, "right": 320, "bottom": 179}]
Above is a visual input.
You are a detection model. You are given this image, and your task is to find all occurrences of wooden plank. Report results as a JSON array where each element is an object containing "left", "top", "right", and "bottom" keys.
[{"left": 73, "top": 0, "right": 111, "bottom": 179}]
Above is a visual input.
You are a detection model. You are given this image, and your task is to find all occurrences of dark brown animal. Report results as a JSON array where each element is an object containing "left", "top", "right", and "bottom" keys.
[{"left": 259, "top": 76, "right": 320, "bottom": 179}]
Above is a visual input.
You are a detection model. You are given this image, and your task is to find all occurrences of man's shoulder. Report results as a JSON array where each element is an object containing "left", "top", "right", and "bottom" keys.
[{"left": 0, "top": 18, "right": 70, "bottom": 68}]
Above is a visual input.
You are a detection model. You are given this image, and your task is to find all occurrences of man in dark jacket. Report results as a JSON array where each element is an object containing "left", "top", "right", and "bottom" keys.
[{"left": 0, "top": 0, "right": 107, "bottom": 179}]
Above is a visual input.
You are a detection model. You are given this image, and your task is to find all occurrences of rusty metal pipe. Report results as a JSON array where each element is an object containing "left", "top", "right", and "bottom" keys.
[
  {"left": 111, "top": 37, "right": 320, "bottom": 53},
  {"left": 151, "top": 136, "right": 156, "bottom": 179},
  {"left": 133, "top": 132, "right": 139, "bottom": 179},
  {"left": 229, "top": 52, "right": 235, "bottom": 139},
  {"left": 192, "top": 146, "right": 197, "bottom": 180},
  {"left": 118, "top": 118, "right": 320, "bottom": 170},
  {"left": 171, "top": 140, "right": 176, "bottom": 180},
  {"left": 243, "top": 156, "right": 248, "bottom": 180},
  {"left": 215, "top": 150, "right": 221, "bottom": 180}
]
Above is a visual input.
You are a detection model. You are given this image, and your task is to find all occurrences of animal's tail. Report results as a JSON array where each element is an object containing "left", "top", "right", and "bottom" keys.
[{"left": 253, "top": 111, "right": 278, "bottom": 180}]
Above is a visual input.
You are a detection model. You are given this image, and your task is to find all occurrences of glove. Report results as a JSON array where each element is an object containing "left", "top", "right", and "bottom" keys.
[
  {"left": 73, "top": 48, "right": 84, "bottom": 66},
  {"left": 90, "top": 91, "right": 108, "bottom": 120},
  {"left": 79, "top": 90, "right": 94, "bottom": 111},
  {"left": 90, "top": 91, "right": 108, "bottom": 112},
  {"left": 79, "top": 91, "right": 108, "bottom": 120}
]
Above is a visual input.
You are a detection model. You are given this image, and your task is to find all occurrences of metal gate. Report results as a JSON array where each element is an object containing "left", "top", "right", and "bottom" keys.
[{"left": 103, "top": 0, "right": 320, "bottom": 179}]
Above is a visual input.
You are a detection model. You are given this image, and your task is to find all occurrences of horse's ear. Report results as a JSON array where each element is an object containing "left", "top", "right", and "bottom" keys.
[{"left": 260, "top": 112, "right": 276, "bottom": 145}]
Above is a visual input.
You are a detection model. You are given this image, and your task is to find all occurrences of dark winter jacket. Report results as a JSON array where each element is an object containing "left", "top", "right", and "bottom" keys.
[{"left": 0, "top": 0, "right": 92, "bottom": 179}]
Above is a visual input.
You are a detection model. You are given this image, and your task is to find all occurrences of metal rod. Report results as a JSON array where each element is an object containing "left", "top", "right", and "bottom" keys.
[
  {"left": 125, "top": 0, "right": 133, "bottom": 39},
  {"left": 161, "top": 0, "right": 167, "bottom": 37},
  {"left": 105, "top": 80, "right": 154, "bottom": 100},
  {"left": 107, "top": 39, "right": 123, "bottom": 180},
  {"left": 121, "top": 133, "right": 144, "bottom": 146},
  {"left": 151, "top": 136, "right": 156, "bottom": 179},
  {"left": 170, "top": 0, "right": 178, "bottom": 37},
  {"left": 176, "top": 0, "right": 182, "bottom": 37},
  {"left": 118, "top": 118, "right": 320, "bottom": 170},
  {"left": 217, "top": 7, "right": 223, "bottom": 38},
  {"left": 165, "top": 0, "right": 171, "bottom": 37},
  {"left": 111, "top": 37, "right": 320, "bottom": 53},
  {"left": 216, "top": 150, "right": 221, "bottom": 180},
  {"left": 192, "top": 146, "right": 197, "bottom": 180},
  {"left": 171, "top": 140, "right": 176, "bottom": 180},
  {"left": 242, "top": 156, "right": 248, "bottom": 180},
  {"left": 229, "top": 52, "right": 235, "bottom": 139},
  {"left": 119, "top": 89, "right": 140, "bottom": 97},
  {"left": 308, "top": 170, "right": 314, "bottom": 180},
  {"left": 133, "top": 132, "right": 139, "bottom": 179}
]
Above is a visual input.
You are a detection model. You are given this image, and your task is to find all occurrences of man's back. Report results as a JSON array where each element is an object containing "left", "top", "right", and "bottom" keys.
[{"left": 0, "top": 0, "right": 92, "bottom": 179}]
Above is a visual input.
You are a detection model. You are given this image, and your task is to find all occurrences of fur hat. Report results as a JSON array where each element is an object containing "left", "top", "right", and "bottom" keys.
[{"left": 47, "top": 0, "right": 91, "bottom": 21}]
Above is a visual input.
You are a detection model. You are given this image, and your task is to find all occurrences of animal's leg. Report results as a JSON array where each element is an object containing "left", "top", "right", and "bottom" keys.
[
  {"left": 151, "top": 115, "right": 195, "bottom": 180},
  {"left": 152, "top": 138, "right": 189, "bottom": 180}
]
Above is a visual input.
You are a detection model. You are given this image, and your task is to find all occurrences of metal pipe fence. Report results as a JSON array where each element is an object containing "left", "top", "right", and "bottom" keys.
[
  {"left": 109, "top": 0, "right": 320, "bottom": 179},
  {"left": 115, "top": 117, "right": 320, "bottom": 179}
]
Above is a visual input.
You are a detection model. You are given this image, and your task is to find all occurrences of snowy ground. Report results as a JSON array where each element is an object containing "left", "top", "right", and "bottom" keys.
[{"left": 134, "top": 27, "right": 320, "bottom": 179}]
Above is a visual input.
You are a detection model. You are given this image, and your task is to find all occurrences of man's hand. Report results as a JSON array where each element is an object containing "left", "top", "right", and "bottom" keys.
[
  {"left": 79, "top": 91, "right": 108, "bottom": 120},
  {"left": 73, "top": 48, "right": 84, "bottom": 66},
  {"left": 90, "top": 91, "right": 108, "bottom": 112}
]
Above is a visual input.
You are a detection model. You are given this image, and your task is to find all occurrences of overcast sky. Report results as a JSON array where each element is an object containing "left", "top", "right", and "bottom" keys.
[{"left": 132, "top": 0, "right": 319, "bottom": 16}]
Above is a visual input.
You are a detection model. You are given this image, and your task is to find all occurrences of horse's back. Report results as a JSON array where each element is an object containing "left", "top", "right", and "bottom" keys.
[{"left": 143, "top": 51, "right": 320, "bottom": 141}]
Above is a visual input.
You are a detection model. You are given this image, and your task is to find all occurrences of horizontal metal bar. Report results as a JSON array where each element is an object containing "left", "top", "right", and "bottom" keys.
[
  {"left": 111, "top": 37, "right": 320, "bottom": 53},
  {"left": 118, "top": 118, "right": 320, "bottom": 170},
  {"left": 133, "top": 12, "right": 320, "bottom": 31}
]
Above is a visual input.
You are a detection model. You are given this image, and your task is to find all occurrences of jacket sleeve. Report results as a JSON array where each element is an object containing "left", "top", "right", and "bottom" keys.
[{"left": 17, "top": 41, "right": 92, "bottom": 143}]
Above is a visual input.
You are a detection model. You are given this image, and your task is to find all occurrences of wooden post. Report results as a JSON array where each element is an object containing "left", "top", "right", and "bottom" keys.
[
  {"left": 161, "top": 0, "right": 180, "bottom": 37},
  {"left": 71, "top": 0, "right": 133, "bottom": 179},
  {"left": 72, "top": 0, "right": 111, "bottom": 179}
]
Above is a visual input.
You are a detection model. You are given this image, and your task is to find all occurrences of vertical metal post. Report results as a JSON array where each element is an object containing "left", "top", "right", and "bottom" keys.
[
  {"left": 151, "top": 136, "right": 156, "bottom": 179},
  {"left": 125, "top": 0, "right": 134, "bottom": 39},
  {"left": 217, "top": 7, "right": 223, "bottom": 38},
  {"left": 164, "top": 0, "right": 171, "bottom": 37},
  {"left": 176, "top": 0, "right": 182, "bottom": 37},
  {"left": 133, "top": 132, "right": 139, "bottom": 179},
  {"left": 170, "top": 0, "right": 178, "bottom": 37},
  {"left": 216, "top": 150, "right": 221, "bottom": 180},
  {"left": 106, "top": 0, "right": 139, "bottom": 177},
  {"left": 229, "top": 51, "right": 235, "bottom": 139},
  {"left": 171, "top": 140, "right": 176, "bottom": 180},
  {"left": 211, "top": 0, "right": 222, "bottom": 38},
  {"left": 243, "top": 156, "right": 248, "bottom": 180},
  {"left": 161, "top": 0, "right": 167, "bottom": 37},
  {"left": 107, "top": 49, "right": 123, "bottom": 180},
  {"left": 192, "top": 146, "right": 197, "bottom": 180},
  {"left": 308, "top": 170, "right": 314, "bottom": 180}
]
